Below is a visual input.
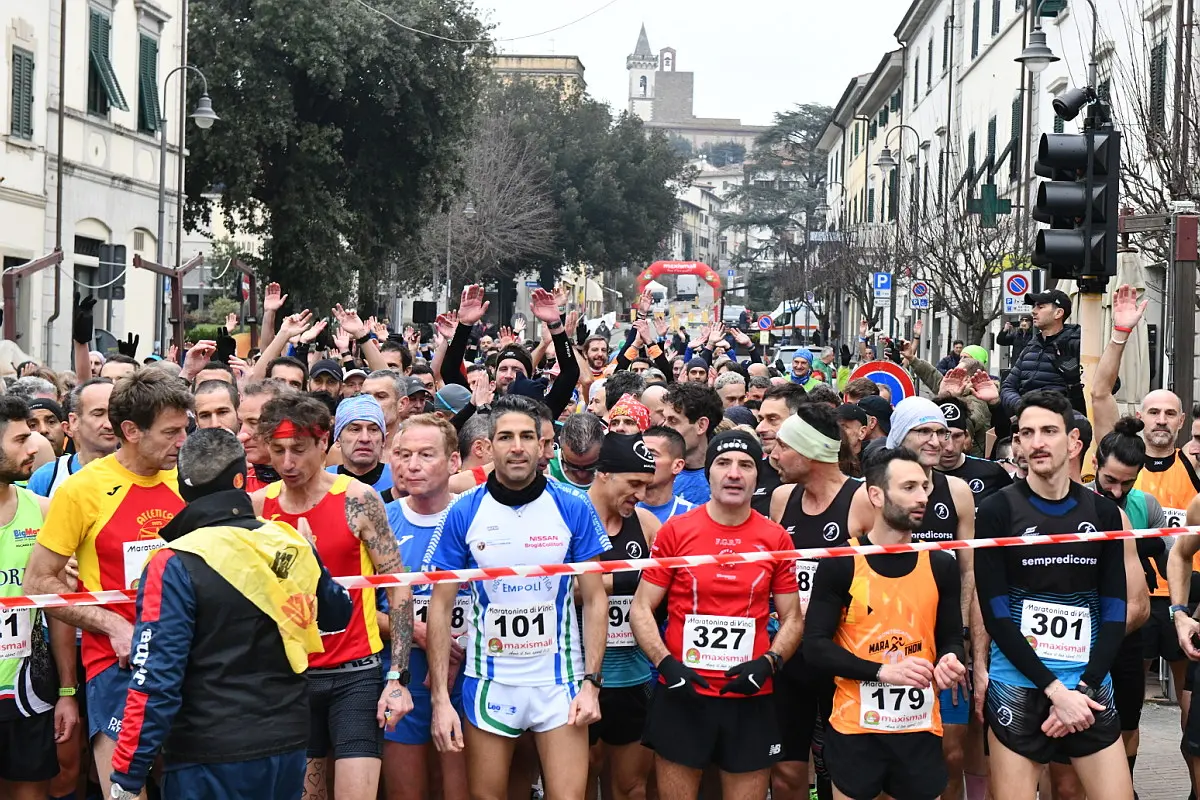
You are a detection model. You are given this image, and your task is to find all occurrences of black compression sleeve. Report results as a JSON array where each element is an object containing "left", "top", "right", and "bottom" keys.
[
  {"left": 931, "top": 554, "right": 965, "bottom": 663},
  {"left": 974, "top": 497, "right": 1061, "bottom": 691},
  {"left": 1082, "top": 532, "right": 1130, "bottom": 688},
  {"left": 542, "top": 330, "right": 578, "bottom": 419},
  {"left": 803, "top": 557, "right": 881, "bottom": 682},
  {"left": 440, "top": 324, "right": 472, "bottom": 388}
]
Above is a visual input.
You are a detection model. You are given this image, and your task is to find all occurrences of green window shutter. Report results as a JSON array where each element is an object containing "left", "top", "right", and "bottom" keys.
[
  {"left": 987, "top": 116, "right": 997, "bottom": 165},
  {"left": 968, "top": 131, "right": 977, "bottom": 175},
  {"left": 1053, "top": 115, "right": 1065, "bottom": 134},
  {"left": 888, "top": 169, "right": 899, "bottom": 221},
  {"left": 11, "top": 49, "right": 34, "bottom": 140},
  {"left": 991, "top": 0, "right": 1001, "bottom": 35},
  {"left": 869, "top": 119, "right": 877, "bottom": 140},
  {"left": 927, "top": 38, "right": 933, "bottom": 89},
  {"left": 942, "top": 23, "right": 950, "bottom": 70},
  {"left": 89, "top": 11, "right": 130, "bottom": 113},
  {"left": 868, "top": 188, "right": 876, "bottom": 222},
  {"left": 879, "top": 106, "right": 889, "bottom": 127},
  {"left": 1009, "top": 97, "right": 1023, "bottom": 180},
  {"left": 1150, "top": 40, "right": 1167, "bottom": 130},
  {"left": 1039, "top": 0, "right": 1066, "bottom": 15},
  {"left": 971, "top": 0, "right": 981, "bottom": 58},
  {"left": 138, "top": 35, "right": 160, "bottom": 133}
]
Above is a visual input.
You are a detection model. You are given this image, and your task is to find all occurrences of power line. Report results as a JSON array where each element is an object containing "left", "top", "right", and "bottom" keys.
[{"left": 350, "top": 0, "right": 621, "bottom": 44}]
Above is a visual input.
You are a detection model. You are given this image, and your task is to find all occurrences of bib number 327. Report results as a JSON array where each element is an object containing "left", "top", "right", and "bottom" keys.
[
  {"left": 485, "top": 602, "right": 555, "bottom": 657},
  {"left": 1020, "top": 600, "right": 1091, "bottom": 662},
  {"left": 859, "top": 681, "right": 934, "bottom": 731},
  {"left": 682, "top": 615, "right": 755, "bottom": 671}
]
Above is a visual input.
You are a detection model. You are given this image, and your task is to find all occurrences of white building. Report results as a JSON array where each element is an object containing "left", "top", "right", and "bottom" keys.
[{"left": 0, "top": 0, "right": 187, "bottom": 367}]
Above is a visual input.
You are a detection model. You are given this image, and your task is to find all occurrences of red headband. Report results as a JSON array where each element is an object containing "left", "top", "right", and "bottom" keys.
[{"left": 271, "top": 419, "right": 326, "bottom": 441}]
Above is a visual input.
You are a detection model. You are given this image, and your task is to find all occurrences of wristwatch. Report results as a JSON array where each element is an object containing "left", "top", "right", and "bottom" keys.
[
  {"left": 763, "top": 650, "right": 783, "bottom": 673},
  {"left": 111, "top": 784, "right": 139, "bottom": 800},
  {"left": 58, "top": 686, "right": 77, "bottom": 697},
  {"left": 583, "top": 672, "right": 604, "bottom": 689},
  {"left": 386, "top": 669, "right": 411, "bottom": 687},
  {"left": 1170, "top": 604, "right": 1191, "bottom": 619}
]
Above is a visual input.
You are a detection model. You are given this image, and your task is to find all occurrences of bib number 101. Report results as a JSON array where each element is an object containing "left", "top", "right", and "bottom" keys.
[{"left": 494, "top": 613, "right": 545, "bottom": 638}]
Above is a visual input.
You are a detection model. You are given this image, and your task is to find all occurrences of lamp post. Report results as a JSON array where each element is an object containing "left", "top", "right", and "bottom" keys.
[
  {"left": 816, "top": 181, "right": 850, "bottom": 344},
  {"left": 440, "top": 200, "right": 476, "bottom": 314},
  {"left": 1016, "top": 0, "right": 1099, "bottom": 113},
  {"left": 155, "top": 65, "right": 218, "bottom": 351},
  {"left": 875, "top": 124, "right": 923, "bottom": 338}
]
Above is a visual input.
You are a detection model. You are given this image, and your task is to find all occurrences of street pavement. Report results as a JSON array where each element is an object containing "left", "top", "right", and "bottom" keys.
[{"left": 1136, "top": 698, "right": 1190, "bottom": 798}]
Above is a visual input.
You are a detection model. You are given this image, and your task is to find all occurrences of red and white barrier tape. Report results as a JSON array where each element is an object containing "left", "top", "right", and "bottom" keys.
[{"left": 3, "top": 524, "right": 1195, "bottom": 611}]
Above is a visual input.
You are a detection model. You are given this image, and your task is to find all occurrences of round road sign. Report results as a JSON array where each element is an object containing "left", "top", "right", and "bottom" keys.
[
  {"left": 848, "top": 361, "right": 916, "bottom": 406},
  {"left": 758, "top": 315, "right": 774, "bottom": 330},
  {"left": 1005, "top": 274, "right": 1029, "bottom": 296},
  {"left": 912, "top": 282, "right": 929, "bottom": 297}
]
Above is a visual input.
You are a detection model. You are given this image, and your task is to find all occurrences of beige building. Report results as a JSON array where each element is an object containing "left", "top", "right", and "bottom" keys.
[
  {"left": 0, "top": 0, "right": 188, "bottom": 365},
  {"left": 491, "top": 54, "right": 586, "bottom": 96}
]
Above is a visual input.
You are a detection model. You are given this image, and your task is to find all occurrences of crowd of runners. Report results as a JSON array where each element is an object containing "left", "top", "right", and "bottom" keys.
[{"left": 0, "top": 281, "right": 1197, "bottom": 800}]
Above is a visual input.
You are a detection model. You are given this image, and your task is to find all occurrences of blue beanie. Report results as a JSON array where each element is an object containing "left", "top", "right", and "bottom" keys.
[
  {"left": 794, "top": 348, "right": 814, "bottom": 365},
  {"left": 334, "top": 394, "right": 386, "bottom": 441}
]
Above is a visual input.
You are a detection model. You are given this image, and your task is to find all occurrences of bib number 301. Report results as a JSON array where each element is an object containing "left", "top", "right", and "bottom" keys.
[
  {"left": 1020, "top": 600, "right": 1091, "bottom": 662},
  {"left": 858, "top": 681, "right": 934, "bottom": 731},
  {"left": 485, "top": 602, "right": 555, "bottom": 657},
  {"left": 681, "top": 615, "right": 754, "bottom": 671}
]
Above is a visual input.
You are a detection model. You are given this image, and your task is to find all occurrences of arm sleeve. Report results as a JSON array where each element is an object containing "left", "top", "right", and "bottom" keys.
[
  {"left": 803, "top": 558, "right": 881, "bottom": 682},
  {"left": 652, "top": 347, "right": 673, "bottom": 375},
  {"left": 439, "top": 324, "right": 472, "bottom": 388},
  {"left": 1082, "top": 537, "right": 1130, "bottom": 688},
  {"left": 312, "top": 545, "right": 353, "bottom": 632},
  {"left": 110, "top": 552, "right": 195, "bottom": 793},
  {"left": 614, "top": 328, "right": 637, "bottom": 371},
  {"left": 450, "top": 403, "right": 477, "bottom": 433},
  {"left": 747, "top": 343, "right": 763, "bottom": 364},
  {"left": 974, "top": 497, "right": 1062, "bottom": 691},
  {"left": 543, "top": 330, "right": 580, "bottom": 419},
  {"left": 932, "top": 554, "right": 965, "bottom": 663}
]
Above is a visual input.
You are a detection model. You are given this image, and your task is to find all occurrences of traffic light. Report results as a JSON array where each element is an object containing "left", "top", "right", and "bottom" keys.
[
  {"left": 1030, "top": 128, "right": 1121, "bottom": 281},
  {"left": 97, "top": 244, "right": 127, "bottom": 301}
]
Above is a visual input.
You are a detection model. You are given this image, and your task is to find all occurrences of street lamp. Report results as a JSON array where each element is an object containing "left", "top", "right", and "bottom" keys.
[
  {"left": 155, "top": 65, "right": 218, "bottom": 350},
  {"left": 441, "top": 200, "right": 476, "bottom": 314},
  {"left": 1016, "top": 0, "right": 1097, "bottom": 91},
  {"left": 874, "top": 124, "right": 923, "bottom": 338}
]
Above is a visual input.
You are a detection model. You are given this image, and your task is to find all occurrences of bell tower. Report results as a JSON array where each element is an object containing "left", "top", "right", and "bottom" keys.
[{"left": 627, "top": 24, "right": 657, "bottom": 121}]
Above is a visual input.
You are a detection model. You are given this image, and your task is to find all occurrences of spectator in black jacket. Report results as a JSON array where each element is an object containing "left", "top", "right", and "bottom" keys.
[
  {"left": 936, "top": 340, "right": 964, "bottom": 374},
  {"left": 1000, "top": 290, "right": 1085, "bottom": 416},
  {"left": 997, "top": 316, "right": 1034, "bottom": 366}
]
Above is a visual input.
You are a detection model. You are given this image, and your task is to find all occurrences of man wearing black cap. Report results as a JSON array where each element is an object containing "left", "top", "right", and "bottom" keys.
[
  {"left": 107, "top": 428, "right": 353, "bottom": 800},
  {"left": 630, "top": 431, "right": 803, "bottom": 800},
  {"left": 1001, "top": 289, "right": 1084, "bottom": 416},
  {"left": 27, "top": 398, "right": 67, "bottom": 456},
  {"left": 310, "top": 359, "right": 344, "bottom": 397},
  {"left": 857, "top": 395, "right": 892, "bottom": 459},
  {"left": 936, "top": 397, "right": 1011, "bottom": 503},
  {"left": 586, "top": 433, "right": 661, "bottom": 800}
]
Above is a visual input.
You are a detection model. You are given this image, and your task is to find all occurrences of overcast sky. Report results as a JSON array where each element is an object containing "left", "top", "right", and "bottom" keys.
[{"left": 483, "top": 0, "right": 903, "bottom": 125}]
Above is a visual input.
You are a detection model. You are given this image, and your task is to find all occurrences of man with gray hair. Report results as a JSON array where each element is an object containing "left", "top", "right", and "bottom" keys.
[
  {"left": 714, "top": 372, "right": 747, "bottom": 409},
  {"left": 7, "top": 377, "right": 58, "bottom": 403},
  {"left": 108, "top": 428, "right": 352, "bottom": 800},
  {"left": 363, "top": 369, "right": 406, "bottom": 446},
  {"left": 549, "top": 412, "right": 606, "bottom": 490}
]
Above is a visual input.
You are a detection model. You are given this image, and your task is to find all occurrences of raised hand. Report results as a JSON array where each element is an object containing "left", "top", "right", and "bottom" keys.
[
  {"left": 117, "top": 332, "right": 140, "bottom": 358},
  {"left": 331, "top": 304, "right": 367, "bottom": 339},
  {"left": 913, "top": 318, "right": 924, "bottom": 339},
  {"left": 225, "top": 312, "right": 239, "bottom": 331},
  {"left": 860, "top": 319, "right": 870, "bottom": 337},
  {"left": 941, "top": 366, "right": 968, "bottom": 397},
  {"left": 513, "top": 316, "right": 527, "bottom": 335},
  {"left": 632, "top": 318, "right": 651, "bottom": 345},
  {"left": 552, "top": 284, "right": 570, "bottom": 309},
  {"left": 498, "top": 326, "right": 516, "bottom": 347},
  {"left": 1112, "top": 284, "right": 1148, "bottom": 331},
  {"left": 372, "top": 318, "right": 390, "bottom": 340},
  {"left": 72, "top": 293, "right": 97, "bottom": 345},
  {"left": 405, "top": 326, "right": 421, "bottom": 349},
  {"left": 435, "top": 311, "right": 459, "bottom": 340},
  {"left": 529, "top": 288, "right": 562, "bottom": 324},
  {"left": 730, "top": 327, "right": 751, "bottom": 346},
  {"left": 278, "top": 310, "right": 314, "bottom": 341},
  {"left": 970, "top": 370, "right": 1000, "bottom": 404},
  {"left": 564, "top": 310, "right": 579, "bottom": 339},
  {"left": 333, "top": 328, "right": 351, "bottom": 354},
  {"left": 182, "top": 339, "right": 217, "bottom": 378},
  {"left": 899, "top": 338, "right": 915, "bottom": 364},
  {"left": 636, "top": 289, "right": 653, "bottom": 315},
  {"left": 457, "top": 285, "right": 490, "bottom": 326},
  {"left": 655, "top": 315, "right": 669, "bottom": 338},
  {"left": 263, "top": 282, "right": 287, "bottom": 313},
  {"left": 299, "top": 318, "right": 329, "bottom": 344},
  {"left": 707, "top": 323, "right": 726, "bottom": 346}
]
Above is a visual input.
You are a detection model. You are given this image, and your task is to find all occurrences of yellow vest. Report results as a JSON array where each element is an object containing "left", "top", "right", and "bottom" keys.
[{"left": 169, "top": 520, "right": 324, "bottom": 673}]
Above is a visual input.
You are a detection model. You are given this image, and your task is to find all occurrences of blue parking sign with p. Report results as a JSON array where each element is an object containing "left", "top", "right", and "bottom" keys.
[{"left": 871, "top": 272, "right": 891, "bottom": 291}]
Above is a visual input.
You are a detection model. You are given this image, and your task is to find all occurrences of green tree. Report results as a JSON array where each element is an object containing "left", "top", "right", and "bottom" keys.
[{"left": 184, "top": 0, "right": 488, "bottom": 312}]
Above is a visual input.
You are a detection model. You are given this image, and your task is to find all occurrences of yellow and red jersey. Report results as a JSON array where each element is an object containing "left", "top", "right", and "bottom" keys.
[
  {"left": 37, "top": 454, "right": 182, "bottom": 680},
  {"left": 261, "top": 474, "right": 381, "bottom": 667}
]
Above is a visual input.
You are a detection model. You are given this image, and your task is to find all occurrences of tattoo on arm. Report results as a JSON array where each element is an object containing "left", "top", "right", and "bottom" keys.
[{"left": 345, "top": 488, "right": 411, "bottom": 669}]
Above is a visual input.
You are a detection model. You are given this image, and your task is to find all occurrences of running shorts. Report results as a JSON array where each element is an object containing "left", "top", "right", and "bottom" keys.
[
  {"left": 462, "top": 677, "right": 579, "bottom": 738},
  {"left": 590, "top": 681, "right": 652, "bottom": 747},
  {"left": 641, "top": 684, "right": 782, "bottom": 774},
  {"left": 985, "top": 679, "right": 1120, "bottom": 764},
  {"left": 824, "top": 728, "right": 946, "bottom": 800},
  {"left": 306, "top": 662, "right": 384, "bottom": 759},
  {"left": 0, "top": 711, "right": 58, "bottom": 782},
  {"left": 87, "top": 662, "right": 133, "bottom": 741}
]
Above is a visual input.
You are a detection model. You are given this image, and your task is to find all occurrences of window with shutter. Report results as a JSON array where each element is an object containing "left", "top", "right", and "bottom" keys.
[
  {"left": 927, "top": 38, "right": 933, "bottom": 90},
  {"left": 888, "top": 169, "right": 899, "bottom": 222},
  {"left": 1150, "top": 40, "right": 1167, "bottom": 130},
  {"left": 922, "top": 161, "right": 930, "bottom": 216},
  {"left": 87, "top": 10, "right": 129, "bottom": 115},
  {"left": 914, "top": 57, "right": 921, "bottom": 104},
  {"left": 937, "top": 156, "right": 945, "bottom": 205},
  {"left": 987, "top": 116, "right": 997, "bottom": 166},
  {"left": 11, "top": 48, "right": 34, "bottom": 140},
  {"left": 1009, "top": 96, "right": 1022, "bottom": 180},
  {"left": 992, "top": 0, "right": 1001, "bottom": 35},
  {"left": 879, "top": 106, "right": 889, "bottom": 127},
  {"left": 968, "top": 131, "right": 977, "bottom": 176},
  {"left": 138, "top": 35, "right": 161, "bottom": 134},
  {"left": 868, "top": 188, "right": 876, "bottom": 222},
  {"left": 971, "top": 0, "right": 981, "bottom": 58},
  {"left": 869, "top": 120, "right": 877, "bottom": 140},
  {"left": 942, "top": 21, "right": 950, "bottom": 71}
]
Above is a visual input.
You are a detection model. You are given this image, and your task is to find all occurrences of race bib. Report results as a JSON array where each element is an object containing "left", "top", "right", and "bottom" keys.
[
  {"left": 485, "top": 602, "right": 555, "bottom": 657},
  {"left": 1164, "top": 508, "right": 1188, "bottom": 527},
  {"left": 607, "top": 596, "right": 635, "bottom": 648},
  {"left": 123, "top": 539, "right": 165, "bottom": 590},
  {"left": 413, "top": 595, "right": 472, "bottom": 638},
  {"left": 1020, "top": 600, "right": 1091, "bottom": 662},
  {"left": 858, "top": 681, "right": 934, "bottom": 731},
  {"left": 681, "top": 614, "right": 755, "bottom": 671},
  {"left": 796, "top": 561, "right": 819, "bottom": 608},
  {"left": 0, "top": 610, "right": 32, "bottom": 659}
]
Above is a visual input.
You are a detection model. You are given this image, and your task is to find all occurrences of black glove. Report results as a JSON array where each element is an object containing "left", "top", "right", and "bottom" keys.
[
  {"left": 657, "top": 655, "right": 709, "bottom": 696},
  {"left": 720, "top": 654, "right": 775, "bottom": 696},
  {"left": 73, "top": 293, "right": 97, "bottom": 345},
  {"left": 215, "top": 327, "right": 236, "bottom": 363},
  {"left": 117, "top": 332, "right": 139, "bottom": 358}
]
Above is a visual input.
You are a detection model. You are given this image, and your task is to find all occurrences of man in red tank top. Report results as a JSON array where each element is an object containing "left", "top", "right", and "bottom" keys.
[{"left": 251, "top": 395, "right": 415, "bottom": 800}]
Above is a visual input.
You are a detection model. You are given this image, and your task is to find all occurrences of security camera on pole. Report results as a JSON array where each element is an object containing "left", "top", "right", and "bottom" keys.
[{"left": 1017, "top": 0, "right": 1119, "bottom": 409}]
